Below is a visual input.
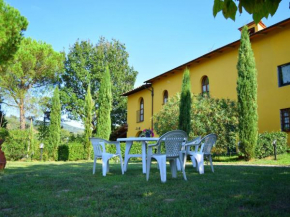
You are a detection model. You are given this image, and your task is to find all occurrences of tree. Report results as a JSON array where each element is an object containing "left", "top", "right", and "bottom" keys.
[
  {"left": 213, "top": 0, "right": 281, "bottom": 24},
  {"left": 0, "top": 38, "right": 64, "bottom": 130},
  {"left": 48, "top": 87, "right": 61, "bottom": 160},
  {"left": 96, "top": 66, "right": 112, "bottom": 140},
  {"left": 237, "top": 26, "right": 258, "bottom": 161},
  {"left": 0, "top": 98, "right": 7, "bottom": 128},
  {"left": 28, "top": 119, "right": 35, "bottom": 159},
  {"left": 154, "top": 93, "right": 238, "bottom": 154},
  {"left": 0, "top": 0, "right": 28, "bottom": 67},
  {"left": 84, "top": 84, "right": 93, "bottom": 160},
  {"left": 60, "top": 38, "right": 137, "bottom": 133},
  {"left": 178, "top": 68, "right": 192, "bottom": 135}
]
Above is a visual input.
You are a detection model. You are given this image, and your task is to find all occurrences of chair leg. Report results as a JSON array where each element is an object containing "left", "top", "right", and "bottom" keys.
[
  {"left": 209, "top": 155, "right": 214, "bottom": 173},
  {"left": 146, "top": 156, "right": 152, "bottom": 181},
  {"left": 176, "top": 158, "right": 181, "bottom": 171},
  {"left": 190, "top": 156, "right": 198, "bottom": 171},
  {"left": 192, "top": 157, "right": 197, "bottom": 168},
  {"left": 170, "top": 159, "right": 177, "bottom": 178},
  {"left": 119, "top": 155, "right": 124, "bottom": 175},
  {"left": 156, "top": 156, "right": 166, "bottom": 183},
  {"left": 107, "top": 160, "right": 110, "bottom": 173},
  {"left": 102, "top": 156, "right": 109, "bottom": 176},
  {"left": 196, "top": 155, "right": 204, "bottom": 174},
  {"left": 93, "top": 158, "right": 97, "bottom": 174},
  {"left": 180, "top": 153, "right": 187, "bottom": 181}
]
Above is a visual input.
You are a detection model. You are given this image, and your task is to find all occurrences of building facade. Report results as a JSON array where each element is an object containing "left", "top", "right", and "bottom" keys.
[{"left": 123, "top": 18, "right": 290, "bottom": 144}]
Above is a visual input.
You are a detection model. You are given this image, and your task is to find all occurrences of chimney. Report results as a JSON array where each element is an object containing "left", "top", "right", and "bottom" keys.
[{"left": 238, "top": 21, "right": 267, "bottom": 35}]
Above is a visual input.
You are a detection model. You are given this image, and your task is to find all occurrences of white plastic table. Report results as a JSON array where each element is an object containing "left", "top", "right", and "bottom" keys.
[{"left": 117, "top": 137, "right": 159, "bottom": 174}]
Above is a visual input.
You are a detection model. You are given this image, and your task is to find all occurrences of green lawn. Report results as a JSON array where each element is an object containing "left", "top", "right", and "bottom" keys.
[{"left": 1, "top": 155, "right": 290, "bottom": 217}]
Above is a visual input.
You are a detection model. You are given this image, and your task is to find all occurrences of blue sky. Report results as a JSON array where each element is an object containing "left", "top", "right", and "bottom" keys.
[
  {"left": 3, "top": 0, "right": 290, "bottom": 127},
  {"left": 6, "top": 0, "right": 290, "bottom": 87}
]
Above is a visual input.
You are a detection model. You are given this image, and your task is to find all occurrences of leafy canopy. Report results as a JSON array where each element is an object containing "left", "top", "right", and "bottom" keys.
[
  {"left": 0, "top": 37, "right": 64, "bottom": 129},
  {"left": 0, "top": 0, "right": 28, "bottom": 66},
  {"left": 60, "top": 38, "right": 137, "bottom": 131},
  {"left": 213, "top": 0, "right": 281, "bottom": 23}
]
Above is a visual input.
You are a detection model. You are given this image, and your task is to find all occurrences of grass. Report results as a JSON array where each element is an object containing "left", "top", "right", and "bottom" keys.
[
  {"left": 0, "top": 155, "right": 290, "bottom": 217},
  {"left": 213, "top": 153, "right": 290, "bottom": 166}
]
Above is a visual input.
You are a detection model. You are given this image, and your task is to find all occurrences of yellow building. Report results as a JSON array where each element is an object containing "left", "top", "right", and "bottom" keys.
[{"left": 122, "top": 18, "right": 290, "bottom": 144}]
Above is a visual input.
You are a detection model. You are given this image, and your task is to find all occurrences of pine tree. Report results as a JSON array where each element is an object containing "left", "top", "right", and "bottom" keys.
[
  {"left": 96, "top": 66, "right": 112, "bottom": 140},
  {"left": 48, "top": 87, "right": 61, "bottom": 160},
  {"left": 237, "top": 26, "right": 258, "bottom": 161},
  {"left": 178, "top": 68, "right": 192, "bottom": 135},
  {"left": 84, "top": 84, "right": 93, "bottom": 159}
]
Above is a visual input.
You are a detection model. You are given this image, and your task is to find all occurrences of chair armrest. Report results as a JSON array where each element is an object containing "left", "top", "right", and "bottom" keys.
[
  {"left": 184, "top": 136, "right": 201, "bottom": 152},
  {"left": 148, "top": 142, "right": 158, "bottom": 148}
]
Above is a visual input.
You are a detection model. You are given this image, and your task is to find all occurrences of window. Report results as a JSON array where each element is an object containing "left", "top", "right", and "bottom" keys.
[
  {"left": 163, "top": 90, "right": 168, "bottom": 105},
  {"left": 202, "top": 76, "right": 209, "bottom": 93},
  {"left": 281, "top": 108, "right": 290, "bottom": 132},
  {"left": 137, "top": 98, "right": 144, "bottom": 123},
  {"left": 278, "top": 62, "right": 290, "bottom": 87},
  {"left": 248, "top": 27, "right": 255, "bottom": 35}
]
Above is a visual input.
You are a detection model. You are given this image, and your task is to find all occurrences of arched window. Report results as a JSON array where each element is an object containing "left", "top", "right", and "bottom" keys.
[
  {"left": 202, "top": 76, "right": 209, "bottom": 93},
  {"left": 163, "top": 90, "right": 168, "bottom": 105},
  {"left": 139, "top": 98, "right": 144, "bottom": 122}
]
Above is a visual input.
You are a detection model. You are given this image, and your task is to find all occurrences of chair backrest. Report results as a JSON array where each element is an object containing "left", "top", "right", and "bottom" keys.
[
  {"left": 157, "top": 130, "right": 188, "bottom": 157},
  {"left": 90, "top": 138, "right": 107, "bottom": 157},
  {"left": 200, "top": 134, "right": 217, "bottom": 155}
]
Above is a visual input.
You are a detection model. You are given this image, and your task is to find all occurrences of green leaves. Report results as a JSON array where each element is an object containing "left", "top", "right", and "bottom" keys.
[
  {"left": 60, "top": 38, "right": 137, "bottom": 132},
  {"left": 236, "top": 26, "right": 258, "bottom": 160},
  {"left": 178, "top": 68, "right": 192, "bottom": 135},
  {"left": 48, "top": 87, "right": 61, "bottom": 160},
  {"left": 213, "top": 0, "right": 281, "bottom": 23},
  {"left": 96, "top": 66, "right": 112, "bottom": 140},
  {"left": 0, "top": 0, "right": 28, "bottom": 66},
  {"left": 154, "top": 93, "right": 238, "bottom": 154}
]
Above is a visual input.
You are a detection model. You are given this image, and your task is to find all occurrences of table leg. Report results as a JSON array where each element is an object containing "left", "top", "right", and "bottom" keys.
[
  {"left": 142, "top": 141, "right": 147, "bottom": 174},
  {"left": 124, "top": 141, "right": 133, "bottom": 172}
]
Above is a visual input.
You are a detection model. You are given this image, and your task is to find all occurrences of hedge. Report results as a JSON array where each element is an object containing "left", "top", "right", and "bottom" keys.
[{"left": 255, "top": 132, "right": 288, "bottom": 159}]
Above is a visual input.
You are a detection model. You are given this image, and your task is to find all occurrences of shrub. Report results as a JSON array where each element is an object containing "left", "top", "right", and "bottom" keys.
[
  {"left": 255, "top": 132, "right": 288, "bottom": 159},
  {"left": 154, "top": 93, "right": 238, "bottom": 154},
  {"left": 2, "top": 129, "right": 29, "bottom": 160},
  {"left": 57, "top": 142, "right": 85, "bottom": 161}
]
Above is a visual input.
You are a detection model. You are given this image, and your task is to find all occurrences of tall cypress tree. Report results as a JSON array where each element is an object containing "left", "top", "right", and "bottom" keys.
[
  {"left": 237, "top": 26, "right": 258, "bottom": 161},
  {"left": 178, "top": 68, "right": 192, "bottom": 135},
  {"left": 48, "top": 87, "right": 61, "bottom": 160},
  {"left": 96, "top": 66, "right": 112, "bottom": 140},
  {"left": 28, "top": 119, "right": 35, "bottom": 159},
  {"left": 84, "top": 84, "right": 93, "bottom": 159}
]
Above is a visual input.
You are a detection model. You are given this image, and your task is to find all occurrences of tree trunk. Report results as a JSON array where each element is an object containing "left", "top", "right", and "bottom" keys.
[{"left": 19, "top": 101, "right": 26, "bottom": 130}]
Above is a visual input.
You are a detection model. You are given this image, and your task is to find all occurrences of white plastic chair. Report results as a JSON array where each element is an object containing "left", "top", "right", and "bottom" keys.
[
  {"left": 183, "top": 134, "right": 217, "bottom": 174},
  {"left": 146, "top": 130, "right": 187, "bottom": 183},
  {"left": 90, "top": 138, "right": 124, "bottom": 176}
]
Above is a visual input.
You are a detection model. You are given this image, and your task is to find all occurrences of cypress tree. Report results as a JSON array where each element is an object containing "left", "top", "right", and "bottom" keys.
[
  {"left": 96, "top": 66, "right": 112, "bottom": 140},
  {"left": 48, "top": 87, "right": 61, "bottom": 160},
  {"left": 237, "top": 26, "right": 258, "bottom": 161},
  {"left": 178, "top": 68, "right": 192, "bottom": 135},
  {"left": 28, "top": 119, "right": 35, "bottom": 159},
  {"left": 84, "top": 84, "right": 93, "bottom": 159}
]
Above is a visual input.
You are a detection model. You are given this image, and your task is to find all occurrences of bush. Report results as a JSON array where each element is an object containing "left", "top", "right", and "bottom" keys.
[
  {"left": 255, "top": 132, "right": 288, "bottom": 159},
  {"left": 2, "top": 129, "right": 29, "bottom": 160},
  {"left": 154, "top": 93, "right": 238, "bottom": 154},
  {"left": 58, "top": 142, "right": 85, "bottom": 161}
]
